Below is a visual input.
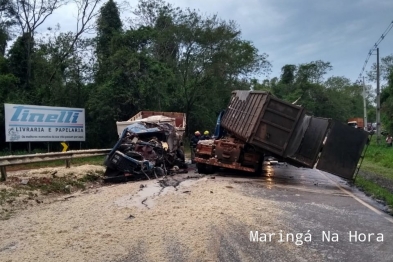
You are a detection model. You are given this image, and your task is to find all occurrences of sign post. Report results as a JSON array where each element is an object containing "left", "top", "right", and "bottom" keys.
[
  {"left": 61, "top": 142, "right": 70, "bottom": 168},
  {"left": 0, "top": 167, "right": 6, "bottom": 181}
]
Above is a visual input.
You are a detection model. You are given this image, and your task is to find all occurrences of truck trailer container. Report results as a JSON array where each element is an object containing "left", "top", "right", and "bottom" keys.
[
  {"left": 220, "top": 90, "right": 305, "bottom": 157},
  {"left": 195, "top": 90, "right": 370, "bottom": 180}
]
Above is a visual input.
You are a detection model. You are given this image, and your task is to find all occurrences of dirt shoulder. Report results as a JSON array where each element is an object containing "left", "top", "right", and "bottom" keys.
[{"left": 0, "top": 165, "right": 106, "bottom": 220}]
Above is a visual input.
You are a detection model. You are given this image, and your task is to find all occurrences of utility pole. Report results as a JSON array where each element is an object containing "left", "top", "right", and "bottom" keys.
[
  {"left": 363, "top": 76, "right": 367, "bottom": 131},
  {"left": 376, "top": 48, "right": 381, "bottom": 144}
]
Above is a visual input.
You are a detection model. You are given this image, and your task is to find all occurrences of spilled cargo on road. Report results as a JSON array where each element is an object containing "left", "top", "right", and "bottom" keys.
[{"left": 195, "top": 90, "right": 370, "bottom": 180}]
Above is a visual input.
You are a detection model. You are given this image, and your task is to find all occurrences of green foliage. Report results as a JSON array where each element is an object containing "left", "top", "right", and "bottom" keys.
[
  {"left": 96, "top": 0, "right": 123, "bottom": 84},
  {"left": 364, "top": 142, "right": 393, "bottom": 169},
  {"left": 380, "top": 70, "right": 393, "bottom": 134},
  {"left": 7, "top": 33, "right": 34, "bottom": 90},
  {"left": 84, "top": 0, "right": 272, "bottom": 146},
  {"left": 1, "top": 0, "right": 387, "bottom": 151},
  {"left": 355, "top": 176, "right": 393, "bottom": 208},
  {"left": 367, "top": 54, "right": 393, "bottom": 82},
  {"left": 270, "top": 62, "right": 365, "bottom": 121}
]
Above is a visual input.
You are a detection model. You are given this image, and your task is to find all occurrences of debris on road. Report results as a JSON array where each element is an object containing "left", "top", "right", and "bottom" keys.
[
  {"left": 127, "top": 214, "right": 135, "bottom": 220},
  {"left": 104, "top": 121, "right": 187, "bottom": 182},
  {"left": 20, "top": 179, "right": 29, "bottom": 185}
]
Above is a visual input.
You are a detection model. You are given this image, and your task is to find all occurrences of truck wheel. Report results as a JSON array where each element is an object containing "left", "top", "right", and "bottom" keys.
[
  {"left": 177, "top": 148, "right": 185, "bottom": 161},
  {"left": 196, "top": 163, "right": 207, "bottom": 173},
  {"left": 254, "top": 154, "right": 264, "bottom": 175},
  {"left": 197, "top": 163, "right": 216, "bottom": 174},
  {"left": 205, "top": 164, "right": 216, "bottom": 174}
]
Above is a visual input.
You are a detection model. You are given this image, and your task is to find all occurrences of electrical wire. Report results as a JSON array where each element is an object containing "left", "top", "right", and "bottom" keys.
[{"left": 356, "top": 20, "right": 393, "bottom": 83}]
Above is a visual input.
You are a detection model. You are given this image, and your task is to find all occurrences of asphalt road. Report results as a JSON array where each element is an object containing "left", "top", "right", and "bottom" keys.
[
  {"left": 118, "top": 163, "right": 393, "bottom": 262},
  {"left": 2, "top": 162, "right": 392, "bottom": 262}
]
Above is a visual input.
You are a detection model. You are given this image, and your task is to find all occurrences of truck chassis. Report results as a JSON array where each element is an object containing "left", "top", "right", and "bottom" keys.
[{"left": 194, "top": 138, "right": 263, "bottom": 174}]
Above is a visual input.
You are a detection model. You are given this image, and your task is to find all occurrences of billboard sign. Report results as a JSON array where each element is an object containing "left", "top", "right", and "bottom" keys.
[{"left": 4, "top": 104, "right": 86, "bottom": 142}]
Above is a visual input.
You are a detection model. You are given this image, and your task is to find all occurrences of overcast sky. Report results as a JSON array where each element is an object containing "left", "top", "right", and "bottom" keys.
[{"left": 42, "top": 0, "right": 393, "bottom": 84}]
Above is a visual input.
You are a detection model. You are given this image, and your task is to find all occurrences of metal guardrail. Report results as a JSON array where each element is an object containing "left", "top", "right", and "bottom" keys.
[{"left": 0, "top": 149, "right": 111, "bottom": 181}]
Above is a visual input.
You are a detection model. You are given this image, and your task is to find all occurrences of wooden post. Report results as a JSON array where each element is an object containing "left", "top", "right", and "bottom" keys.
[
  {"left": 0, "top": 166, "right": 6, "bottom": 181},
  {"left": 65, "top": 159, "right": 71, "bottom": 168}
]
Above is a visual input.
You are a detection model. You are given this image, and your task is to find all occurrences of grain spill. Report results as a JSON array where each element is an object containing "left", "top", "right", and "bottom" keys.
[{"left": 0, "top": 176, "right": 284, "bottom": 262}]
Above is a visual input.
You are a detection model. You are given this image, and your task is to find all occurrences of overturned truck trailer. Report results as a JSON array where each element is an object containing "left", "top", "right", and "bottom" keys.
[{"left": 195, "top": 90, "right": 369, "bottom": 180}]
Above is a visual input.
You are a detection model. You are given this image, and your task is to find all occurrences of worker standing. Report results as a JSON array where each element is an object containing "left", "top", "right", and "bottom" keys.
[
  {"left": 201, "top": 130, "right": 211, "bottom": 140},
  {"left": 190, "top": 131, "right": 201, "bottom": 163}
]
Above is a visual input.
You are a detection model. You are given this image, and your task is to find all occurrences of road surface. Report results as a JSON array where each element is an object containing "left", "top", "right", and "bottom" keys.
[{"left": 0, "top": 163, "right": 392, "bottom": 262}]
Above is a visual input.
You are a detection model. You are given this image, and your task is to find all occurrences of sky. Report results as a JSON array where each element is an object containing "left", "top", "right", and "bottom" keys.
[{"left": 41, "top": 0, "right": 393, "bottom": 84}]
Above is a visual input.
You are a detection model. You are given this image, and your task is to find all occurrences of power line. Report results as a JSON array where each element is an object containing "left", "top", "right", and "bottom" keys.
[{"left": 357, "top": 20, "right": 393, "bottom": 83}]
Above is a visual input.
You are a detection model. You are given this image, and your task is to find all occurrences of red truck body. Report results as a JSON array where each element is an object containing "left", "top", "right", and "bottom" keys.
[{"left": 347, "top": 118, "right": 364, "bottom": 129}]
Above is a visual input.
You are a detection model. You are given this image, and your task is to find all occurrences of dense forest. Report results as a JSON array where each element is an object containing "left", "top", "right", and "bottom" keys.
[{"left": 0, "top": 0, "right": 392, "bottom": 151}]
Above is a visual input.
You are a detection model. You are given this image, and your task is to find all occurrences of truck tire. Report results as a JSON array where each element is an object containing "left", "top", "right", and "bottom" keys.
[
  {"left": 197, "top": 163, "right": 216, "bottom": 174},
  {"left": 196, "top": 163, "right": 207, "bottom": 174},
  {"left": 176, "top": 148, "right": 185, "bottom": 162},
  {"left": 205, "top": 164, "right": 215, "bottom": 174},
  {"left": 254, "top": 154, "right": 264, "bottom": 175}
]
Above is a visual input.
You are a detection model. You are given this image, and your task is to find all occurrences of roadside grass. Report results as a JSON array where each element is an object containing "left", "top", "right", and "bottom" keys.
[
  {"left": 0, "top": 188, "right": 21, "bottom": 205},
  {"left": 358, "top": 136, "right": 393, "bottom": 209},
  {"left": 0, "top": 188, "right": 23, "bottom": 220},
  {"left": 360, "top": 159, "right": 392, "bottom": 180},
  {"left": 16, "top": 169, "right": 105, "bottom": 195},
  {"left": 23, "top": 177, "right": 86, "bottom": 194},
  {"left": 363, "top": 142, "right": 393, "bottom": 169},
  {"left": 0, "top": 149, "right": 48, "bottom": 156},
  {"left": 355, "top": 176, "right": 393, "bottom": 207}
]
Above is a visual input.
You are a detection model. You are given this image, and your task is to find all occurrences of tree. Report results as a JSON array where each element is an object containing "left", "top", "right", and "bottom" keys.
[
  {"left": 295, "top": 60, "right": 332, "bottom": 84},
  {"left": 7, "top": 32, "right": 33, "bottom": 90},
  {"left": 87, "top": 26, "right": 175, "bottom": 147},
  {"left": 0, "top": 0, "right": 18, "bottom": 54},
  {"left": 367, "top": 54, "right": 393, "bottom": 83},
  {"left": 6, "top": 0, "right": 65, "bottom": 88},
  {"left": 172, "top": 10, "right": 270, "bottom": 132},
  {"left": 280, "top": 64, "right": 296, "bottom": 84},
  {"left": 0, "top": 24, "right": 9, "bottom": 55},
  {"left": 321, "top": 76, "right": 364, "bottom": 121},
  {"left": 47, "top": 0, "right": 103, "bottom": 84},
  {"left": 95, "top": 0, "right": 122, "bottom": 65},
  {"left": 33, "top": 30, "right": 94, "bottom": 106},
  {"left": 381, "top": 70, "right": 393, "bottom": 133},
  {"left": 153, "top": 12, "right": 177, "bottom": 65}
]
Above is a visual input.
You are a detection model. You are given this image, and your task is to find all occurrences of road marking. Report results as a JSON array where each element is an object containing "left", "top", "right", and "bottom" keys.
[{"left": 316, "top": 169, "right": 393, "bottom": 224}]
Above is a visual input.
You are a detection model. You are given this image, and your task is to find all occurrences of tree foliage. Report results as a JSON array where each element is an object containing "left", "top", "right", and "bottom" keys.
[{"left": 1, "top": 0, "right": 390, "bottom": 151}]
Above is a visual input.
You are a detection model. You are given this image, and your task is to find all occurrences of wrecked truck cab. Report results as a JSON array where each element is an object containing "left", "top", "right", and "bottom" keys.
[{"left": 104, "top": 122, "right": 187, "bottom": 182}]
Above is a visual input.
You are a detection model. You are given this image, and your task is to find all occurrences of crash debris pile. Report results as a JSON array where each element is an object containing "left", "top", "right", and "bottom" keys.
[{"left": 104, "top": 122, "right": 187, "bottom": 181}]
